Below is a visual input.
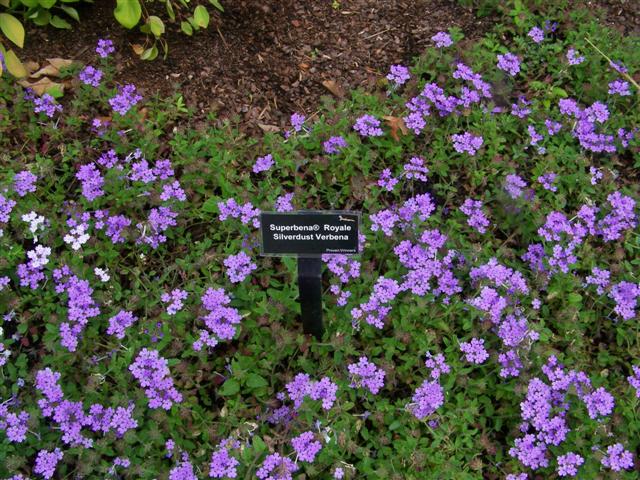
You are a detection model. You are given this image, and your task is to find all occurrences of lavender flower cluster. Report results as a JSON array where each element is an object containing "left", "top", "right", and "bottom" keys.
[
  {"left": 193, "top": 287, "right": 243, "bottom": 351},
  {"left": 129, "top": 349, "right": 183, "bottom": 409}
]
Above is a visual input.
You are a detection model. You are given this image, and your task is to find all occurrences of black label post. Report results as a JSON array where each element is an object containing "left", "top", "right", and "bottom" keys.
[
  {"left": 259, "top": 211, "right": 361, "bottom": 341},
  {"left": 297, "top": 257, "right": 323, "bottom": 340}
]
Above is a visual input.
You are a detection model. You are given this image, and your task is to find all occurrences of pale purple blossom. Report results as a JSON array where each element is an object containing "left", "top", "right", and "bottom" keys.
[
  {"left": 96, "top": 38, "right": 115, "bottom": 58},
  {"left": 497, "top": 52, "right": 521, "bottom": 76},
  {"left": 109, "top": 84, "right": 142, "bottom": 115},
  {"left": 566, "top": 48, "right": 584, "bottom": 65},
  {"left": 79, "top": 66, "right": 103, "bottom": 87},
  {"left": 252, "top": 154, "right": 274, "bottom": 174},
  {"left": 528, "top": 27, "right": 544, "bottom": 43},
  {"left": 432, "top": 31, "right": 453, "bottom": 48},
  {"left": 353, "top": 114, "right": 383, "bottom": 137},
  {"left": 386, "top": 65, "right": 410, "bottom": 86}
]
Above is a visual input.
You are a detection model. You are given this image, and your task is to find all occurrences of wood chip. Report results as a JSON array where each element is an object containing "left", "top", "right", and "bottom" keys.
[{"left": 321, "top": 79, "right": 345, "bottom": 98}]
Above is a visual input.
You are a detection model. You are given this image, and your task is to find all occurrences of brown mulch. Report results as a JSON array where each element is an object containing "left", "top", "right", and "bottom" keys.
[
  {"left": 18, "top": 0, "right": 639, "bottom": 134},
  {"left": 20, "top": 0, "right": 495, "bottom": 132}
]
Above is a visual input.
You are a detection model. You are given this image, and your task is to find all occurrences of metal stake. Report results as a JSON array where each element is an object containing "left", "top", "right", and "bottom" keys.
[{"left": 297, "top": 257, "right": 323, "bottom": 340}]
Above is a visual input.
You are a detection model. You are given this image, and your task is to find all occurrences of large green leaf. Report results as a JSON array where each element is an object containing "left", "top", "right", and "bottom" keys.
[
  {"left": 0, "top": 13, "right": 25, "bottom": 48},
  {"left": 114, "top": 0, "right": 142, "bottom": 29}
]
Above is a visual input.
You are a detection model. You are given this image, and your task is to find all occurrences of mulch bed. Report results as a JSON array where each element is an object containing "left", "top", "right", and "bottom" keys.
[{"left": 18, "top": 0, "right": 639, "bottom": 133}]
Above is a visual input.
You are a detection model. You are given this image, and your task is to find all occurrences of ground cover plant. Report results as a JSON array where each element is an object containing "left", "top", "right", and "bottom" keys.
[{"left": 0, "top": 3, "right": 639, "bottom": 479}]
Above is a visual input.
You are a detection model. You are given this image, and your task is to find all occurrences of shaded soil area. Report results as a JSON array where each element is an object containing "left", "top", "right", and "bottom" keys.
[
  {"left": 21, "top": 0, "right": 496, "bottom": 131},
  {"left": 19, "top": 0, "right": 639, "bottom": 133}
]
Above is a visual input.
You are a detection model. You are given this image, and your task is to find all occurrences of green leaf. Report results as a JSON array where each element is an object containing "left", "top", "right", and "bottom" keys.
[
  {"left": 218, "top": 378, "right": 240, "bottom": 396},
  {"left": 50, "top": 15, "right": 72, "bottom": 29},
  {"left": 252, "top": 435, "right": 267, "bottom": 454},
  {"left": 209, "top": 0, "right": 224, "bottom": 11},
  {"left": 114, "top": 0, "right": 142, "bottom": 29},
  {"left": 567, "top": 293, "right": 582, "bottom": 305},
  {"left": 39, "top": 0, "right": 57, "bottom": 7},
  {"left": 148, "top": 15, "right": 165, "bottom": 37},
  {"left": 202, "top": 197, "right": 220, "bottom": 213},
  {"left": 4, "top": 49, "right": 27, "bottom": 77},
  {"left": 60, "top": 5, "right": 80, "bottom": 22},
  {"left": 46, "top": 83, "right": 65, "bottom": 98},
  {"left": 0, "top": 13, "right": 25, "bottom": 48},
  {"left": 140, "top": 45, "right": 158, "bottom": 61},
  {"left": 389, "top": 420, "right": 402, "bottom": 431},
  {"left": 165, "top": 0, "right": 175, "bottom": 20},
  {"left": 179, "top": 20, "right": 192, "bottom": 35},
  {"left": 193, "top": 5, "right": 209, "bottom": 28},
  {"left": 245, "top": 373, "right": 268, "bottom": 389}
]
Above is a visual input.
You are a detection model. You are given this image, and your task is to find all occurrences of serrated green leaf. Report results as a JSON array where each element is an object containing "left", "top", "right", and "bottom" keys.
[{"left": 218, "top": 378, "right": 240, "bottom": 396}]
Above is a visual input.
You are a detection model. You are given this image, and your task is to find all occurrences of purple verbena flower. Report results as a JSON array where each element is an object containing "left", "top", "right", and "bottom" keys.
[
  {"left": 432, "top": 31, "right": 453, "bottom": 48},
  {"left": 460, "top": 198, "right": 490, "bottom": 233},
  {"left": 96, "top": 38, "right": 115, "bottom": 58},
  {"left": 608, "top": 79, "right": 631, "bottom": 96},
  {"left": 377, "top": 168, "right": 398, "bottom": 191},
  {"left": 537, "top": 172, "right": 558, "bottom": 192},
  {"left": 34, "top": 448, "right": 63, "bottom": 479},
  {"left": 32, "top": 93, "right": 63, "bottom": 118},
  {"left": 253, "top": 154, "right": 274, "bottom": 174},
  {"left": 601, "top": 443, "right": 634, "bottom": 471},
  {"left": 290, "top": 113, "right": 306, "bottom": 132},
  {"left": 408, "top": 379, "right": 444, "bottom": 420},
  {"left": 460, "top": 338, "right": 489, "bottom": 364},
  {"left": 274, "top": 192, "right": 294, "bottom": 212},
  {"left": 79, "top": 66, "right": 103, "bottom": 87},
  {"left": 323, "top": 136, "right": 348, "bottom": 154},
  {"left": 353, "top": 114, "right": 383, "bottom": 137},
  {"left": 557, "top": 452, "right": 584, "bottom": 477},
  {"left": 386, "top": 65, "right": 410, "bottom": 86},
  {"left": 528, "top": 27, "right": 544, "bottom": 43},
  {"left": 256, "top": 453, "right": 298, "bottom": 480},
  {"left": 291, "top": 431, "right": 322, "bottom": 462},
  {"left": 14, "top": 171, "right": 37, "bottom": 197},
  {"left": 109, "top": 84, "right": 142, "bottom": 115},
  {"left": 452, "top": 132, "right": 483, "bottom": 156},
  {"left": 106, "top": 310, "right": 138, "bottom": 339},
  {"left": 348, "top": 357, "right": 386, "bottom": 394},
  {"left": 224, "top": 251, "right": 257, "bottom": 283},
  {"left": 497, "top": 52, "right": 521, "bottom": 76},
  {"left": 566, "top": 48, "right": 584, "bottom": 65},
  {"left": 161, "top": 289, "right": 188, "bottom": 315}
]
